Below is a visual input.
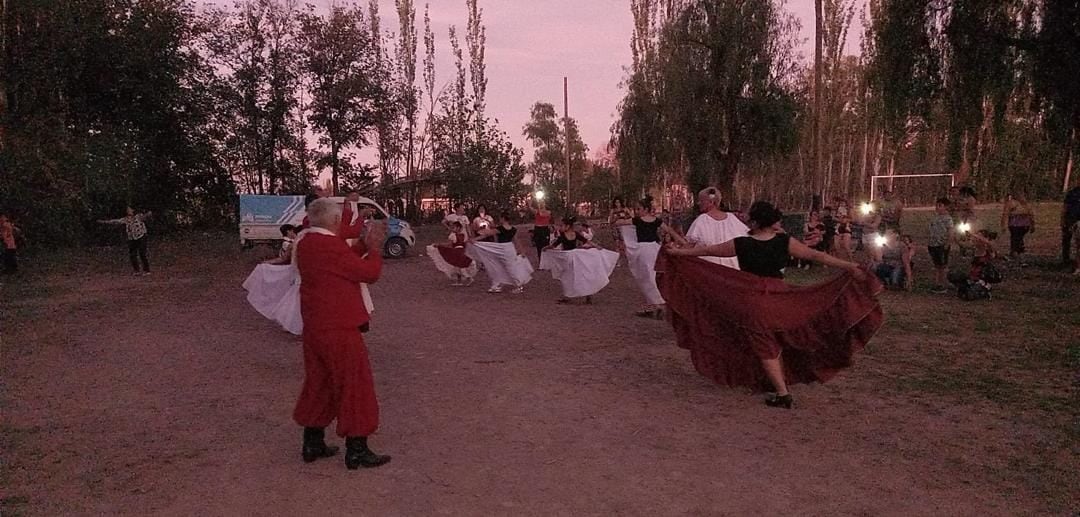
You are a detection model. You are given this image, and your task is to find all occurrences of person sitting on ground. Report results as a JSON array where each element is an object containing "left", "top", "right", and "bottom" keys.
[
  {"left": 799, "top": 211, "right": 825, "bottom": 269},
  {"left": 927, "top": 198, "right": 955, "bottom": 294},
  {"left": 264, "top": 225, "right": 298, "bottom": 265},
  {"left": 870, "top": 229, "right": 915, "bottom": 290},
  {"left": 949, "top": 230, "right": 1002, "bottom": 300}
]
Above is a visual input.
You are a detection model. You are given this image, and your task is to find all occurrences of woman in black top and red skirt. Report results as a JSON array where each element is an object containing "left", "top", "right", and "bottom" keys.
[{"left": 662, "top": 201, "right": 883, "bottom": 409}]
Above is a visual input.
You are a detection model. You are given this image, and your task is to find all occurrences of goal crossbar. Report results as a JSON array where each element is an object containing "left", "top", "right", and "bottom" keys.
[{"left": 869, "top": 174, "right": 955, "bottom": 201}]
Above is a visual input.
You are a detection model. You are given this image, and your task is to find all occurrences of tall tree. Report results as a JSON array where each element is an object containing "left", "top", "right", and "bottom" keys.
[
  {"left": 297, "top": 5, "right": 386, "bottom": 194},
  {"left": 466, "top": 0, "right": 487, "bottom": 137}
]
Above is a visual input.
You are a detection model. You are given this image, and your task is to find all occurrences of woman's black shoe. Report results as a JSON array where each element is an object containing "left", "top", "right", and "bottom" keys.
[
  {"left": 301, "top": 427, "right": 339, "bottom": 463},
  {"left": 765, "top": 394, "right": 794, "bottom": 409},
  {"left": 345, "top": 437, "right": 391, "bottom": 469}
]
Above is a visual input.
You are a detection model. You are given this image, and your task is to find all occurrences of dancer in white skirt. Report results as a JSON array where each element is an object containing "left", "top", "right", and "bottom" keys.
[
  {"left": 617, "top": 196, "right": 678, "bottom": 319},
  {"left": 426, "top": 221, "right": 478, "bottom": 286},
  {"left": 243, "top": 224, "right": 304, "bottom": 335},
  {"left": 470, "top": 212, "right": 533, "bottom": 294},
  {"left": 541, "top": 217, "right": 619, "bottom": 304}
]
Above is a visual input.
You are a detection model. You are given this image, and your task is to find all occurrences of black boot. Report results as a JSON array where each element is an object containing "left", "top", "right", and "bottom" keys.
[
  {"left": 344, "top": 436, "right": 391, "bottom": 469},
  {"left": 765, "top": 393, "right": 794, "bottom": 409},
  {"left": 301, "top": 427, "right": 339, "bottom": 463}
]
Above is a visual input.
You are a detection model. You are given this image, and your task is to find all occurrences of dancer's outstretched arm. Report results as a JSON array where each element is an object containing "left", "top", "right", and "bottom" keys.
[
  {"left": 666, "top": 240, "right": 736, "bottom": 258},
  {"left": 789, "top": 239, "right": 861, "bottom": 272}
]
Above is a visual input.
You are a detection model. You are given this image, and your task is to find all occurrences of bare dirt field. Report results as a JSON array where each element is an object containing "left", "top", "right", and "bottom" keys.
[{"left": 2, "top": 205, "right": 1077, "bottom": 516}]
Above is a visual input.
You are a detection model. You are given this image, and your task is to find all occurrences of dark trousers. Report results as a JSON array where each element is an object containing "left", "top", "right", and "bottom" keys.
[
  {"left": 1008, "top": 226, "right": 1029, "bottom": 255},
  {"left": 128, "top": 237, "right": 150, "bottom": 272},
  {"left": 2, "top": 248, "right": 16, "bottom": 274},
  {"left": 1064, "top": 220, "right": 1077, "bottom": 264}
]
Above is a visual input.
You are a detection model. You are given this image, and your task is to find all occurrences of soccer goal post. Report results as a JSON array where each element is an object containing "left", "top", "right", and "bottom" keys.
[{"left": 869, "top": 174, "right": 956, "bottom": 204}]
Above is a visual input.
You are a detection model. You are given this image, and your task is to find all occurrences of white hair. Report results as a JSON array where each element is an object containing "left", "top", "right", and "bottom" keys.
[
  {"left": 306, "top": 198, "right": 342, "bottom": 229},
  {"left": 697, "top": 187, "right": 720, "bottom": 201}
]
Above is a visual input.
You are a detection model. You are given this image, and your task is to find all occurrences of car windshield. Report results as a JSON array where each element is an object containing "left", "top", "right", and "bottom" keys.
[{"left": 360, "top": 204, "right": 386, "bottom": 220}]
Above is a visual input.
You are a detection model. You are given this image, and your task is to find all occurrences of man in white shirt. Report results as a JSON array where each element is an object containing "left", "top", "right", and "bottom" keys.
[
  {"left": 684, "top": 186, "right": 749, "bottom": 269},
  {"left": 443, "top": 203, "right": 472, "bottom": 238}
]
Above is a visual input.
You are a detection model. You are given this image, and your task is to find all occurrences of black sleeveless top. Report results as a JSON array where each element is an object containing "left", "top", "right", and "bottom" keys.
[
  {"left": 553, "top": 231, "right": 587, "bottom": 250},
  {"left": 733, "top": 234, "right": 790, "bottom": 279},
  {"left": 496, "top": 225, "right": 517, "bottom": 243},
  {"left": 632, "top": 217, "right": 663, "bottom": 243}
]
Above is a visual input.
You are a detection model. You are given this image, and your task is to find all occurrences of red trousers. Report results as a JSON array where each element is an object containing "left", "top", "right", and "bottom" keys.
[{"left": 293, "top": 328, "right": 380, "bottom": 437}]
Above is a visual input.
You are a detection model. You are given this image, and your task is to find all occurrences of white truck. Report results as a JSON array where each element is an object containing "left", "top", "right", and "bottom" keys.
[{"left": 238, "top": 194, "right": 416, "bottom": 258}]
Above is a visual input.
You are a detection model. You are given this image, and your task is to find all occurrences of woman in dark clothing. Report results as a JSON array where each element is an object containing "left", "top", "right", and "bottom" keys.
[{"left": 663, "top": 201, "right": 879, "bottom": 409}]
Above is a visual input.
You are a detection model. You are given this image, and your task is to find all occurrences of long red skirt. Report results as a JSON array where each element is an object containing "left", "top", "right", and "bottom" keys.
[
  {"left": 436, "top": 244, "right": 473, "bottom": 268},
  {"left": 656, "top": 252, "right": 884, "bottom": 391}
]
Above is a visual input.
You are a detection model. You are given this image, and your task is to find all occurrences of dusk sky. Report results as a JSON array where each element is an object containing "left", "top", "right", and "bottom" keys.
[{"left": 199, "top": 0, "right": 862, "bottom": 159}]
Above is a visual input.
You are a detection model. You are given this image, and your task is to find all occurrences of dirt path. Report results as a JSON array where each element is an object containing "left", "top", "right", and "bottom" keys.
[{"left": 1, "top": 231, "right": 1073, "bottom": 516}]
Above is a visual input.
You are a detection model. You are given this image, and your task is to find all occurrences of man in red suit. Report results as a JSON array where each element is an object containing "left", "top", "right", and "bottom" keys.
[{"left": 292, "top": 198, "right": 391, "bottom": 469}]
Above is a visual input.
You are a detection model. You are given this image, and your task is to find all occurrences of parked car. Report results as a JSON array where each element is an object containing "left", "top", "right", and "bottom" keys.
[{"left": 239, "top": 195, "right": 416, "bottom": 258}]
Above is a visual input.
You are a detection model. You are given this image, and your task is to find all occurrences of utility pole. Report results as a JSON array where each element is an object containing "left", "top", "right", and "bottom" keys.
[{"left": 564, "top": 77, "right": 571, "bottom": 211}]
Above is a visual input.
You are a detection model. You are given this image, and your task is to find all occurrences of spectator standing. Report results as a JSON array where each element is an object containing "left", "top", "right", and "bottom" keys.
[
  {"left": 98, "top": 207, "right": 153, "bottom": 275},
  {"left": 0, "top": 214, "right": 20, "bottom": 274}
]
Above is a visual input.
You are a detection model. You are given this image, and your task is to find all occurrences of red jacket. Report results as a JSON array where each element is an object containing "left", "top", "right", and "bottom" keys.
[
  {"left": 296, "top": 232, "right": 382, "bottom": 331},
  {"left": 339, "top": 202, "right": 364, "bottom": 240}
]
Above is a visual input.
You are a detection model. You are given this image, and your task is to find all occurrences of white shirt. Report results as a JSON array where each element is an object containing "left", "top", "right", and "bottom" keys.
[
  {"left": 444, "top": 214, "right": 471, "bottom": 237},
  {"left": 686, "top": 212, "right": 749, "bottom": 269}
]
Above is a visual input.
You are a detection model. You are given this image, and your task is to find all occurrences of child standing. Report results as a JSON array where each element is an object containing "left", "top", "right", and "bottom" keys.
[{"left": 927, "top": 198, "right": 954, "bottom": 293}]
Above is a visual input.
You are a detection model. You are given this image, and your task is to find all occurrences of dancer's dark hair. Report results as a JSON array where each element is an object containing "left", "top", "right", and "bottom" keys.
[
  {"left": 640, "top": 195, "right": 654, "bottom": 212},
  {"left": 499, "top": 211, "right": 513, "bottom": 223},
  {"left": 612, "top": 196, "right": 625, "bottom": 209},
  {"left": 279, "top": 224, "right": 294, "bottom": 236},
  {"left": 561, "top": 215, "right": 577, "bottom": 226},
  {"left": 748, "top": 201, "right": 783, "bottom": 229}
]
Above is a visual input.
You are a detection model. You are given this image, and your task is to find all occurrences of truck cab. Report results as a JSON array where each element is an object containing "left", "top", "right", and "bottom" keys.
[{"left": 239, "top": 194, "right": 416, "bottom": 258}]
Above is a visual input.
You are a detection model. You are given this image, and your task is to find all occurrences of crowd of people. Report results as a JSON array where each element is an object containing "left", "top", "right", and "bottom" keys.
[{"left": 6, "top": 182, "right": 1075, "bottom": 471}]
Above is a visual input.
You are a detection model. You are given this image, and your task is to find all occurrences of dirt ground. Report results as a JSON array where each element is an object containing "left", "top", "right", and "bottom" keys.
[{"left": 2, "top": 205, "right": 1077, "bottom": 516}]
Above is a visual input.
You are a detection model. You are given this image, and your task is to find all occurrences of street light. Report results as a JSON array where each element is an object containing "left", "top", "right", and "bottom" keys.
[
  {"left": 535, "top": 190, "right": 545, "bottom": 201},
  {"left": 860, "top": 202, "right": 874, "bottom": 216}
]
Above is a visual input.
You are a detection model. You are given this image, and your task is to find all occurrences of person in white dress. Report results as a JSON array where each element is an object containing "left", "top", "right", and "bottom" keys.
[
  {"left": 469, "top": 212, "right": 533, "bottom": 294},
  {"left": 540, "top": 217, "right": 619, "bottom": 304},
  {"left": 617, "top": 197, "right": 679, "bottom": 319},
  {"left": 684, "top": 186, "right": 749, "bottom": 269},
  {"left": 243, "top": 224, "right": 304, "bottom": 335}
]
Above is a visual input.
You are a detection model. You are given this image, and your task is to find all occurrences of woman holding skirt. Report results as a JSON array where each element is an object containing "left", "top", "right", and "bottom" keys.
[
  {"left": 541, "top": 217, "right": 619, "bottom": 304},
  {"left": 617, "top": 197, "right": 677, "bottom": 319},
  {"left": 243, "top": 225, "right": 305, "bottom": 335},
  {"left": 470, "top": 212, "right": 534, "bottom": 294},
  {"left": 661, "top": 201, "right": 883, "bottom": 409},
  {"left": 427, "top": 221, "right": 478, "bottom": 286}
]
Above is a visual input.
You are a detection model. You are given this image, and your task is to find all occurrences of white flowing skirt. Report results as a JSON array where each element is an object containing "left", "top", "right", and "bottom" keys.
[
  {"left": 540, "top": 248, "right": 619, "bottom": 298},
  {"left": 467, "top": 241, "right": 533, "bottom": 287},
  {"left": 243, "top": 263, "right": 304, "bottom": 335},
  {"left": 426, "top": 244, "right": 478, "bottom": 279},
  {"left": 621, "top": 226, "right": 665, "bottom": 305}
]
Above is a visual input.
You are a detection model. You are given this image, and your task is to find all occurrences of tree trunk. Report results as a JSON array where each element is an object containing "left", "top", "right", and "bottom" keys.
[
  {"left": 1065, "top": 128, "right": 1076, "bottom": 193},
  {"left": 813, "top": 0, "right": 823, "bottom": 201}
]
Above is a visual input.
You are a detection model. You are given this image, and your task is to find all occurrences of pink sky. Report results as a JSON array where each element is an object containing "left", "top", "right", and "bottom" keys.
[{"left": 200, "top": 0, "right": 861, "bottom": 159}]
